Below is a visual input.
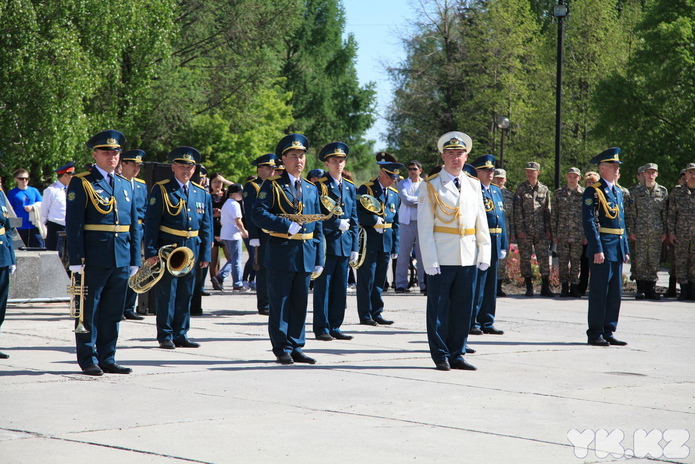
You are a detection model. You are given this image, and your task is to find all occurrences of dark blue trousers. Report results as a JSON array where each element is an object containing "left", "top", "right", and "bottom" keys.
[
  {"left": 587, "top": 260, "right": 623, "bottom": 340},
  {"left": 123, "top": 286, "right": 137, "bottom": 316},
  {"left": 356, "top": 250, "right": 389, "bottom": 322},
  {"left": 267, "top": 268, "right": 310, "bottom": 356},
  {"left": 155, "top": 269, "right": 196, "bottom": 342},
  {"left": 472, "top": 258, "right": 499, "bottom": 329},
  {"left": 313, "top": 254, "right": 349, "bottom": 336},
  {"left": 255, "top": 237, "right": 269, "bottom": 312},
  {"left": 426, "top": 265, "right": 476, "bottom": 363},
  {"left": 0, "top": 267, "right": 9, "bottom": 334},
  {"left": 76, "top": 265, "right": 128, "bottom": 369}
]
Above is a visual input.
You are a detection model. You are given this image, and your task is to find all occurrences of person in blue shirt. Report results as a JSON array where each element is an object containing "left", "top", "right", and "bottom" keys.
[
  {"left": 0, "top": 188, "right": 17, "bottom": 359},
  {"left": 7, "top": 168, "right": 44, "bottom": 248}
]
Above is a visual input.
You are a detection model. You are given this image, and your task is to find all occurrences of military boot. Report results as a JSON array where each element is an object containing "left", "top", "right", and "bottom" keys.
[
  {"left": 645, "top": 281, "right": 661, "bottom": 300},
  {"left": 663, "top": 276, "right": 677, "bottom": 298},
  {"left": 635, "top": 280, "right": 645, "bottom": 300},
  {"left": 678, "top": 283, "right": 691, "bottom": 301},
  {"left": 540, "top": 278, "right": 555, "bottom": 297},
  {"left": 524, "top": 278, "right": 534, "bottom": 297},
  {"left": 559, "top": 282, "right": 569, "bottom": 297},
  {"left": 497, "top": 280, "right": 506, "bottom": 297},
  {"left": 569, "top": 284, "right": 582, "bottom": 298}
]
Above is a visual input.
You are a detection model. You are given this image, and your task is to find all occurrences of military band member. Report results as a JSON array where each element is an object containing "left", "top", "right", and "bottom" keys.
[
  {"left": 582, "top": 148, "right": 629, "bottom": 346},
  {"left": 40, "top": 161, "right": 75, "bottom": 254},
  {"left": 120, "top": 150, "right": 147, "bottom": 320},
  {"left": 312, "top": 142, "right": 358, "bottom": 341},
  {"left": 66, "top": 130, "right": 141, "bottom": 375},
  {"left": 667, "top": 163, "right": 695, "bottom": 301},
  {"left": 418, "top": 132, "right": 490, "bottom": 371},
  {"left": 514, "top": 162, "right": 554, "bottom": 297},
  {"left": 493, "top": 168, "right": 514, "bottom": 296},
  {"left": 144, "top": 147, "right": 212, "bottom": 349},
  {"left": 252, "top": 134, "right": 324, "bottom": 365},
  {"left": 356, "top": 157, "right": 403, "bottom": 326},
  {"left": 551, "top": 167, "right": 586, "bottom": 298},
  {"left": 243, "top": 154, "right": 277, "bottom": 315},
  {"left": 625, "top": 163, "right": 667, "bottom": 300},
  {"left": 470, "top": 155, "right": 507, "bottom": 336},
  {"left": 0, "top": 187, "right": 17, "bottom": 359}
]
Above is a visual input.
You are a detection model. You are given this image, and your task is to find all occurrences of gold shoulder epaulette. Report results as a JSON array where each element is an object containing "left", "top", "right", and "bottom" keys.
[
  {"left": 191, "top": 181, "right": 205, "bottom": 190},
  {"left": 267, "top": 175, "right": 281, "bottom": 181},
  {"left": 316, "top": 177, "right": 328, "bottom": 183},
  {"left": 466, "top": 173, "right": 480, "bottom": 181},
  {"left": 116, "top": 174, "right": 128, "bottom": 180},
  {"left": 75, "top": 171, "right": 89, "bottom": 178},
  {"left": 303, "top": 178, "right": 315, "bottom": 186},
  {"left": 591, "top": 182, "right": 602, "bottom": 189},
  {"left": 491, "top": 181, "right": 500, "bottom": 188},
  {"left": 156, "top": 179, "right": 170, "bottom": 185},
  {"left": 425, "top": 173, "right": 439, "bottom": 181},
  {"left": 364, "top": 181, "right": 374, "bottom": 187},
  {"left": 343, "top": 178, "right": 355, "bottom": 185},
  {"left": 388, "top": 186, "right": 398, "bottom": 193},
  {"left": 134, "top": 178, "right": 146, "bottom": 184}
]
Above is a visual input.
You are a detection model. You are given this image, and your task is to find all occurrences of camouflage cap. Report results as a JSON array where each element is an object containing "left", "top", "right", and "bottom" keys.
[
  {"left": 680, "top": 169, "right": 687, "bottom": 176},
  {"left": 525, "top": 161, "right": 540, "bottom": 170},
  {"left": 686, "top": 163, "right": 695, "bottom": 171},
  {"left": 493, "top": 168, "right": 507, "bottom": 178},
  {"left": 567, "top": 167, "right": 581, "bottom": 175},
  {"left": 643, "top": 163, "right": 658, "bottom": 171},
  {"left": 637, "top": 165, "right": 646, "bottom": 174}
]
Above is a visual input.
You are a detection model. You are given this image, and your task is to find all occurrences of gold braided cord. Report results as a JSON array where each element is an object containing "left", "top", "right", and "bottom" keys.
[
  {"left": 272, "top": 180, "right": 302, "bottom": 215},
  {"left": 80, "top": 177, "right": 115, "bottom": 214},
  {"left": 484, "top": 197, "right": 494, "bottom": 212},
  {"left": 425, "top": 180, "right": 460, "bottom": 224},
  {"left": 592, "top": 184, "right": 619, "bottom": 220},
  {"left": 159, "top": 183, "right": 185, "bottom": 217}
]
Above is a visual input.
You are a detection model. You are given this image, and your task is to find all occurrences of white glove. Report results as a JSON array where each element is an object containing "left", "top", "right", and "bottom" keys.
[
  {"left": 288, "top": 222, "right": 302, "bottom": 236},
  {"left": 425, "top": 266, "right": 441, "bottom": 276},
  {"left": 129, "top": 266, "right": 139, "bottom": 277},
  {"left": 69, "top": 265, "right": 83, "bottom": 274},
  {"left": 338, "top": 219, "right": 350, "bottom": 232},
  {"left": 249, "top": 238, "right": 260, "bottom": 247},
  {"left": 391, "top": 254, "right": 398, "bottom": 260},
  {"left": 9, "top": 265, "right": 16, "bottom": 275},
  {"left": 374, "top": 217, "right": 384, "bottom": 234},
  {"left": 477, "top": 262, "right": 490, "bottom": 271},
  {"left": 349, "top": 251, "right": 359, "bottom": 263},
  {"left": 312, "top": 266, "right": 324, "bottom": 278},
  {"left": 500, "top": 250, "right": 507, "bottom": 259}
]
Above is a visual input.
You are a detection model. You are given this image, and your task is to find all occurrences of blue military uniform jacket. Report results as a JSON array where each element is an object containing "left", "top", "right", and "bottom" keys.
[
  {"left": 0, "top": 194, "right": 16, "bottom": 267},
  {"left": 357, "top": 179, "right": 400, "bottom": 254},
  {"left": 66, "top": 168, "right": 141, "bottom": 268},
  {"left": 315, "top": 175, "right": 358, "bottom": 257},
  {"left": 252, "top": 172, "right": 324, "bottom": 273},
  {"left": 582, "top": 179, "right": 629, "bottom": 262},
  {"left": 483, "top": 183, "right": 508, "bottom": 259},
  {"left": 243, "top": 178, "right": 265, "bottom": 241},
  {"left": 132, "top": 178, "right": 148, "bottom": 224},
  {"left": 144, "top": 177, "right": 213, "bottom": 263}
]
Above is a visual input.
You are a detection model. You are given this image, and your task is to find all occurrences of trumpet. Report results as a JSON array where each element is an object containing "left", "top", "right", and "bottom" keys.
[
  {"left": 67, "top": 267, "right": 89, "bottom": 334},
  {"left": 129, "top": 244, "right": 195, "bottom": 293}
]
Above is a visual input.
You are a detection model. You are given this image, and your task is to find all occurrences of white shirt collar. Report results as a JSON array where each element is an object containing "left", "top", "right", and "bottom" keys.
[
  {"left": 94, "top": 165, "right": 114, "bottom": 182},
  {"left": 175, "top": 178, "right": 189, "bottom": 190},
  {"left": 601, "top": 178, "right": 615, "bottom": 189},
  {"left": 442, "top": 168, "right": 462, "bottom": 185}
]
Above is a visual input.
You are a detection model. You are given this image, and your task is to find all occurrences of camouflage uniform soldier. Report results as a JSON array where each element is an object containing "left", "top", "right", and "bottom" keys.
[
  {"left": 514, "top": 162, "right": 554, "bottom": 297},
  {"left": 493, "top": 168, "right": 514, "bottom": 296},
  {"left": 663, "top": 168, "right": 687, "bottom": 298},
  {"left": 626, "top": 163, "right": 668, "bottom": 300},
  {"left": 551, "top": 167, "right": 585, "bottom": 297},
  {"left": 667, "top": 163, "right": 695, "bottom": 301}
]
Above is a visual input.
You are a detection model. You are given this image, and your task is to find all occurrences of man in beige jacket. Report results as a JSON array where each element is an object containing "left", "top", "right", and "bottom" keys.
[{"left": 418, "top": 131, "right": 491, "bottom": 371}]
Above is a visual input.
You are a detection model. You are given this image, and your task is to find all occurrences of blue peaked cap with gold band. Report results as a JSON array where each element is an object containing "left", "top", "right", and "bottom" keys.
[
  {"left": 121, "top": 149, "right": 145, "bottom": 165},
  {"left": 87, "top": 130, "right": 125, "bottom": 151},
  {"left": 251, "top": 153, "right": 278, "bottom": 167},
  {"left": 378, "top": 161, "right": 405, "bottom": 179},
  {"left": 472, "top": 154, "right": 496, "bottom": 170},
  {"left": 590, "top": 147, "right": 622, "bottom": 165},
  {"left": 275, "top": 134, "right": 309, "bottom": 157},
  {"left": 463, "top": 163, "right": 478, "bottom": 178},
  {"left": 318, "top": 142, "right": 349, "bottom": 162},
  {"left": 168, "top": 146, "right": 201, "bottom": 165}
]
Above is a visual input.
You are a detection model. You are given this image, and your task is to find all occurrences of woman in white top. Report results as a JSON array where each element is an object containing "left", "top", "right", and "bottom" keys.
[{"left": 211, "top": 184, "right": 248, "bottom": 290}]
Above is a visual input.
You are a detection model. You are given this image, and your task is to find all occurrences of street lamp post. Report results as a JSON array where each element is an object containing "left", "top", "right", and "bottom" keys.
[
  {"left": 553, "top": 1, "right": 569, "bottom": 190},
  {"left": 496, "top": 116, "right": 510, "bottom": 168}
]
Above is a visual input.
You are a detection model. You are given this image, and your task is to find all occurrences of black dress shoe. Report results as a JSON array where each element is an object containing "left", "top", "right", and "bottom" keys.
[
  {"left": 435, "top": 359, "right": 451, "bottom": 371},
  {"left": 588, "top": 338, "right": 610, "bottom": 346},
  {"left": 100, "top": 363, "right": 132, "bottom": 374},
  {"left": 200, "top": 290, "right": 211, "bottom": 296},
  {"left": 124, "top": 311, "right": 145, "bottom": 320},
  {"left": 159, "top": 340, "right": 176, "bottom": 349},
  {"left": 211, "top": 276, "right": 223, "bottom": 291},
  {"left": 276, "top": 353, "right": 294, "bottom": 365},
  {"left": 291, "top": 351, "right": 316, "bottom": 364},
  {"left": 450, "top": 359, "right": 477, "bottom": 370},
  {"left": 360, "top": 319, "right": 378, "bottom": 326},
  {"left": 331, "top": 332, "right": 353, "bottom": 340},
  {"left": 482, "top": 326, "right": 504, "bottom": 335},
  {"left": 82, "top": 364, "right": 104, "bottom": 376},
  {"left": 465, "top": 347, "right": 476, "bottom": 354},
  {"left": 469, "top": 327, "right": 483, "bottom": 335},
  {"left": 605, "top": 336, "right": 627, "bottom": 346},
  {"left": 394, "top": 287, "right": 410, "bottom": 293},
  {"left": 174, "top": 339, "right": 200, "bottom": 348},
  {"left": 315, "top": 333, "right": 334, "bottom": 341},
  {"left": 258, "top": 308, "right": 270, "bottom": 316},
  {"left": 373, "top": 315, "right": 394, "bottom": 325},
  {"left": 0, "top": 351, "right": 9, "bottom": 359}
]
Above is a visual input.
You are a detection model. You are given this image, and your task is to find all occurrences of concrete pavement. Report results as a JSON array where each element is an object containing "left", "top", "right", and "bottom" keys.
[{"left": 0, "top": 286, "right": 693, "bottom": 463}]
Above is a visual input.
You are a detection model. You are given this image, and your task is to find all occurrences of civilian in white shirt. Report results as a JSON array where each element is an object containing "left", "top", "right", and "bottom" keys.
[
  {"left": 395, "top": 160, "right": 425, "bottom": 294},
  {"left": 41, "top": 161, "right": 75, "bottom": 254},
  {"left": 212, "top": 184, "right": 248, "bottom": 291}
]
